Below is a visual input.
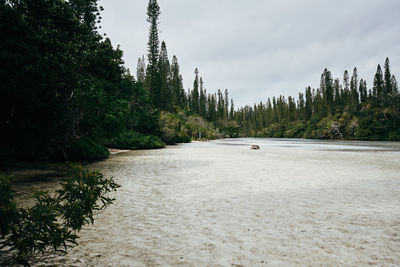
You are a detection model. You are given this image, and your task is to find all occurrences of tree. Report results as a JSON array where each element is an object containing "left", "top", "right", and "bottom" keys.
[
  {"left": 170, "top": 56, "right": 184, "bottom": 107},
  {"left": 0, "top": 165, "right": 120, "bottom": 266},
  {"left": 384, "top": 57, "right": 393, "bottom": 97},
  {"left": 322, "top": 69, "right": 333, "bottom": 116},
  {"left": 224, "top": 89, "right": 229, "bottom": 120},
  {"left": 199, "top": 77, "right": 207, "bottom": 117},
  {"left": 145, "top": 0, "right": 161, "bottom": 107},
  {"left": 392, "top": 75, "right": 398, "bottom": 94},
  {"left": 158, "top": 41, "right": 171, "bottom": 110},
  {"left": 350, "top": 67, "right": 359, "bottom": 111},
  {"left": 373, "top": 64, "right": 384, "bottom": 105},
  {"left": 305, "top": 86, "right": 313, "bottom": 120},
  {"left": 359, "top": 79, "right": 367, "bottom": 103},
  {"left": 333, "top": 78, "right": 341, "bottom": 112},
  {"left": 136, "top": 55, "right": 146, "bottom": 83},
  {"left": 191, "top": 68, "right": 200, "bottom": 113},
  {"left": 229, "top": 99, "right": 235, "bottom": 120}
]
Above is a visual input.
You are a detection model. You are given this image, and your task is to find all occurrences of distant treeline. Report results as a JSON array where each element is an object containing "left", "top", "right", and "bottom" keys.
[
  {"left": 1, "top": 0, "right": 399, "bottom": 162},
  {"left": 234, "top": 60, "right": 400, "bottom": 140}
]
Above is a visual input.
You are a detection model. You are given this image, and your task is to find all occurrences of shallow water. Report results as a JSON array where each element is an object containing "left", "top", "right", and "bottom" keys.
[{"left": 16, "top": 139, "right": 400, "bottom": 266}]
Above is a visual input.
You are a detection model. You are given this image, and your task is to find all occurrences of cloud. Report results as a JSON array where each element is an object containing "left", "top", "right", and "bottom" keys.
[{"left": 100, "top": 0, "right": 400, "bottom": 107}]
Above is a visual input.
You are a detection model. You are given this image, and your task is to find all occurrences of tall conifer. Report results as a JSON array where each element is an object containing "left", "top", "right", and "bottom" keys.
[{"left": 145, "top": 0, "right": 161, "bottom": 107}]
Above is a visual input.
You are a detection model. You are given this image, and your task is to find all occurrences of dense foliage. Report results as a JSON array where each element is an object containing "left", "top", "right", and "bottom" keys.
[
  {"left": 1, "top": 0, "right": 399, "bottom": 164},
  {"left": 233, "top": 59, "right": 400, "bottom": 140},
  {"left": 0, "top": 0, "right": 158, "bottom": 161},
  {"left": 0, "top": 165, "right": 120, "bottom": 266}
]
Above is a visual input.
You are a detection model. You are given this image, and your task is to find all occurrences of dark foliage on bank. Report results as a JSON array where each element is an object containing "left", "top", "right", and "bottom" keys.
[
  {"left": 0, "top": 164, "right": 120, "bottom": 266},
  {"left": 0, "top": 0, "right": 159, "bottom": 161}
]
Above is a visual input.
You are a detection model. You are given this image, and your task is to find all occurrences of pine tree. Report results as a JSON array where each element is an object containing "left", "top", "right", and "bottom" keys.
[
  {"left": 191, "top": 68, "right": 200, "bottom": 113},
  {"left": 391, "top": 75, "right": 398, "bottom": 94},
  {"left": 384, "top": 57, "right": 393, "bottom": 97},
  {"left": 199, "top": 77, "right": 207, "bottom": 117},
  {"left": 343, "top": 70, "right": 350, "bottom": 108},
  {"left": 305, "top": 86, "right": 313, "bottom": 120},
  {"left": 359, "top": 79, "right": 368, "bottom": 103},
  {"left": 136, "top": 55, "right": 146, "bottom": 83},
  {"left": 288, "top": 96, "right": 296, "bottom": 122},
  {"left": 322, "top": 69, "right": 333, "bottom": 116},
  {"left": 333, "top": 78, "right": 341, "bottom": 112},
  {"left": 158, "top": 41, "right": 171, "bottom": 110},
  {"left": 145, "top": 0, "right": 161, "bottom": 107},
  {"left": 298, "top": 93, "right": 305, "bottom": 120},
  {"left": 179, "top": 74, "right": 187, "bottom": 107},
  {"left": 217, "top": 90, "right": 224, "bottom": 120},
  {"left": 224, "top": 89, "right": 229, "bottom": 120},
  {"left": 373, "top": 64, "right": 384, "bottom": 105},
  {"left": 266, "top": 98, "right": 273, "bottom": 124},
  {"left": 350, "top": 67, "right": 359, "bottom": 111},
  {"left": 229, "top": 99, "right": 234, "bottom": 120}
]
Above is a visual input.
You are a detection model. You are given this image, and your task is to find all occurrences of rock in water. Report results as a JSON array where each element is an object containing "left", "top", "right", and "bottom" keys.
[{"left": 251, "top": 145, "right": 260, "bottom": 150}]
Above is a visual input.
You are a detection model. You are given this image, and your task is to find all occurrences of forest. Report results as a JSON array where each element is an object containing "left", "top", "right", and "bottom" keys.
[
  {"left": 1, "top": 0, "right": 399, "bottom": 163},
  {"left": 1, "top": 0, "right": 400, "bottom": 265}
]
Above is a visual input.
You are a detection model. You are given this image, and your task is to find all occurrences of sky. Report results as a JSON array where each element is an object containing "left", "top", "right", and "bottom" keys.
[{"left": 99, "top": 0, "right": 400, "bottom": 107}]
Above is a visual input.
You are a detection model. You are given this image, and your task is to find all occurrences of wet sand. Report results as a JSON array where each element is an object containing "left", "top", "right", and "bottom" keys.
[{"left": 17, "top": 138, "right": 400, "bottom": 266}]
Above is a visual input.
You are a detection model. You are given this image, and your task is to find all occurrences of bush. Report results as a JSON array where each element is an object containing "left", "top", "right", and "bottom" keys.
[
  {"left": 159, "top": 111, "right": 191, "bottom": 144},
  {"left": 284, "top": 121, "right": 307, "bottom": 138},
  {"left": 0, "top": 165, "right": 120, "bottom": 266},
  {"left": 217, "top": 120, "right": 240, "bottom": 138},
  {"left": 66, "top": 137, "right": 110, "bottom": 161},
  {"left": 186, "top": 115, "right": 219, "bottom": 140},
  {"left": 108, "top": 130, "right": 165, "bottom": 149}
]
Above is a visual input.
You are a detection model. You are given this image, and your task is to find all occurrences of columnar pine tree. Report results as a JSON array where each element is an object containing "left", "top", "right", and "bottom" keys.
[
  {"left": 298, "top": 93, "right": 305, "bottom": 120},
  {"left": 158, "top": 41, "right": 171, "bottom": 110},
  {"left": 384, "top": 57, "right": 393, "bottom": 97},
  {"left": 391, "top": 75, "right": 398, "bottom": 94},
  {"left": 359, "top": 79, "right": 368, "bottom": 103},
  {"left": 323, "top": 69, "right": 334, "bottom": 116},
  {"left": 373, "top": 64, "right": 384, "bottom": 105},
  {"left": 350, "top": 67, "right": 359, "bottom": 111},
  {"left": 136, "top": 55, "right": 146, "bottom": 83},
  {"left": 305, "top": 86, "right": 313, "bottom": 120},
  {"left": 230, "top": 99, "right": 235, "bottom": 120},
  {"left": 199, "top": 77, "right": 207, "bottom": 117},
  {"left": 170, "top": 55, "right": 184, "bottom": 107},
  {"left": 333, "top": 78, "right": 341, "bottom": 112},
  {"left": 191, "top": 68, "right": 200, "bottom": 113},
  {"left": 343, "top": 70, "right": 350, "bottom": 108},
  {"left": 145, "top": 0, "right": 161, "bottom": 107},
  {"left": 224, "top": 89, "right": 229, "bottom": 120}
]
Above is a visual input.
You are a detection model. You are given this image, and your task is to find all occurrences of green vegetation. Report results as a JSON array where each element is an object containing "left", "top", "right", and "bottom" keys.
[
  {"left": 66, "top": 137, "right": 110, "bottom": 162},
  {"left": 1, "top": 0, "right": 159, "bottom": 161},
  {"left": 234, "top": 60, "right": 400, "bottom": 140},
  {"left": 0, "top": 0, "right": 234, "bottom": 162},
  {"left": 0, "top": 0, "right": 399, "bottom": 265},
  {"left": 1, "top": 0, "right": 399, "bottom": 158},
  {"left": 108, "top": 131, "right": 165, "bottom": 150},
  {"left": 0, "top": 164, "right": 120, "bottom": 266}
]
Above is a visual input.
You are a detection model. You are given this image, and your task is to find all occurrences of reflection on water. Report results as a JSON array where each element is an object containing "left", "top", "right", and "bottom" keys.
[{"left": 15, "top": 139, "right": 400, "bottom": 266}]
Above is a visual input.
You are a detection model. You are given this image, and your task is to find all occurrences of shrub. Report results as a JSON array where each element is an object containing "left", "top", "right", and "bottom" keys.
[
  {"left": 108, "top": 130, "right": 165, "bottom": 149},
  {"left": 0, "top": 165, "right": 120, "bottom": 266},
  {"left": 66, "top": 137, "right": 110, "bottom": 161}
]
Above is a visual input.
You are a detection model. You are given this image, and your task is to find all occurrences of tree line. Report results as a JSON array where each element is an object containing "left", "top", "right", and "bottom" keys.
[
  {"left": 233, "top": 59, "right": 400, "bottom": 140},
  {"left": 1, "top": 0, "right": 400, "bottom": 163}
]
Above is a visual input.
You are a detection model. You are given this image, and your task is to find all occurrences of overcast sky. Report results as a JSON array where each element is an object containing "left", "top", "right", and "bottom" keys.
[{"left": 100, "top": 0, "right": 400, "bottom": 107}]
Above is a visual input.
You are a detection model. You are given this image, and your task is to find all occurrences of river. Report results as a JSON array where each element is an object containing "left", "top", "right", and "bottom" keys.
[{"left": 18, "top": 138, "right": 400, "bottom": 266}]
